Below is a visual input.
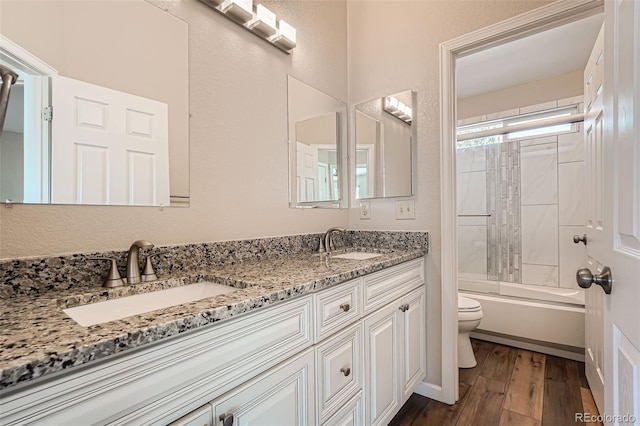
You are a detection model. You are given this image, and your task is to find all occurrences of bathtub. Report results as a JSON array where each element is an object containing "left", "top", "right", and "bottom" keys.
[{"left": 459, "top": 278, "right": 586, "bottom": 361}]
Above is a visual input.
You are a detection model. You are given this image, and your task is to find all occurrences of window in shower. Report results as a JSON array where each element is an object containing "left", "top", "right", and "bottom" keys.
[{"left": 456, "top": 104, "right": 579, "bottom": 149}]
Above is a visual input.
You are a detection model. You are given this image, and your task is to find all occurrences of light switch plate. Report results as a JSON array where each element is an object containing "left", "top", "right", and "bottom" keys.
[
  {"left": 360, "top": 201, "right": 371, "bottom": 219},
  {"left": 395, "top": 200, "right": 415, "bottom": 220}
]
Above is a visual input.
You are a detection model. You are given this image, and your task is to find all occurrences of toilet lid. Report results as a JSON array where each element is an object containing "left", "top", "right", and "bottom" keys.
[{"left": 458, "top": 295, "right": 481, "bottom": 312}]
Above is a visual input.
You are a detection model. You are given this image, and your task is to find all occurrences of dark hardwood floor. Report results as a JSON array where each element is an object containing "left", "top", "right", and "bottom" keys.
[{"left": 389, "top": 339, "right": 603, "bottom": 426}]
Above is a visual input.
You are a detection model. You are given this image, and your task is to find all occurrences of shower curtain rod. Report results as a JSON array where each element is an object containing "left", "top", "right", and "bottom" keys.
[
  {"left": 0, "top": 64, "right": 20, "bottom": 138},
  {"left": 456, "top": 112, "right": 585, "bottom": 142}
]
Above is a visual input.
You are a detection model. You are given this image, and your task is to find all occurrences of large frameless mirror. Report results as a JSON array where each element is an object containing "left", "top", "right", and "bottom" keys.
[
  {"left": 287, "top": 75, "right": 347, "bottom": 208},
  {"left": 0, "top": 0, "right": 189, "bottom": 207},
  {"left": 354, "top": 90, "right": 414, "bottom": 199}
]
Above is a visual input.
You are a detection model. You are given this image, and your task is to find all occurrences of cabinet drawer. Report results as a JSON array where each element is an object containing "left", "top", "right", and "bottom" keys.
[
  {"left": 167, "top": 404, "right": 212, "bottom": 426},
  {"left": 314, "top": 279, "right": 362, "bottom": 342},
  {"left": 322, "top": 392, "right": 363, "bottom": 426},
  {"left": 210, "top": 348, "right": 315, "bottom": 426},
  {"left": 315, "top": 323, "right": 363, "bottom": 425},
  {"left": 363, "top": 258, "right": 424, "bottom": 314}
]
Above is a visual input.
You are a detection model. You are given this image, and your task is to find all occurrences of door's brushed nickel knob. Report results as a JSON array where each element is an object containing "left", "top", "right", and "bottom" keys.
[
  {"left": 576, "top": 266, "right": 612, "bottom": 294},
  {"left": 573, "top": 234, "right": 588, "bottom": 245}
]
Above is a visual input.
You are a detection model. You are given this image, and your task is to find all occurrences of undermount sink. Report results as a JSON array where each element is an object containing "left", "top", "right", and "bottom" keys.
[
  {"left": 332, "top": 252, "right": 383, "bottom": 260},
  {"left": 63, "top": 282, "right": 237, "bottom": 327}
]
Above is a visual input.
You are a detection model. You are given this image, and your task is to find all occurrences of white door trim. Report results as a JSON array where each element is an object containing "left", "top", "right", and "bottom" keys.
[
  {"left": 0, "top": 35, "right": 57, "bottom": 76},
  {"left": 439, "top": 0, "right": 604, "bottom": 404},
  {"left": 0, "top": 34, "right": 57, "bottom": 204}
]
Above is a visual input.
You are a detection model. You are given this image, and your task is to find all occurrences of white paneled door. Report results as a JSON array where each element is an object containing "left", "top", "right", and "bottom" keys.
[
  {"left": 584, "top": 3, "right": 640, "bottom": 423},
  {"left": 583, "top": 23, "right": 606, "bottom": 414},
  {"left": 296, "top": 141, "right": 318, "bottom": 202},
  {"left": 50, "top": 75, "right": 169, "bottom": 205}
]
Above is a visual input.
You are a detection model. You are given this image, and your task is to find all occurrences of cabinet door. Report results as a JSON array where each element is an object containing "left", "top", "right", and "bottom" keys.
[
  {"left": 210, "top": 349, "right": 315, "bottom": 426},
  {"left": 363, "top": 303, "right": 401, "bottom": 426},
  {"left": 400, "top": 287, "right": 426, "bottom": 403}
]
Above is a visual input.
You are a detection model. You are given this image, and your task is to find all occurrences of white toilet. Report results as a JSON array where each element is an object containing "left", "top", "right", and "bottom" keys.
[{"left": 458, "top": 295, "right": 483, "bottom": 368}]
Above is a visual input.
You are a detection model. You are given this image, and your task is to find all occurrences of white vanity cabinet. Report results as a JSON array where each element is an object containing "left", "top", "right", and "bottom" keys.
[
  {"left": 0, "top": 257, "right": 425, "bottom": 426},
  {"left": 363, "top": 286, "right": 426, "bottom": 426},
  {"left": 0, "top": 296, "right": 314, "bottom": 425}
]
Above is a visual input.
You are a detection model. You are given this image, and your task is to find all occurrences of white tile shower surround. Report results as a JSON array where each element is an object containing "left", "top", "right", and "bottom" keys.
[
  {"left": 485, "top": 108, "right": 520, "bottom": 121},
  {"left": 520, "top": 142, "right": 558, "bottom": 206},
  {"left": 457, "top": 96, "right": 586, "bottom": 291},
  {"left": 519, "top": 135, "right": 558, "bottom": 148},
  {"left": 457, "top": 146, "right": 487, "bottom": 173},
  {"left": 458, "top": 115, "right": 487, "bottom": 126},
  {"left": 519, "top": 100, "right": 558, "bottom": 114},
  {"left": 559, "top": 162, "right": 587, "bottom": 226},
  {"left": 558, "top": 126, "right": 585, "bottom": 163},
  {"left": 521, "top": 204, "right": 559, "bottom": 267},
  {"left": 558, "top": 96, "right": 584, "bottom": 107},
  {"left": 457, "top": 170, "right": 487, "bottom": 227},
  {"left": 559, "top": 225, "right": 588, "bottom": 289},
  {"left": 521, "top": 263, "right": 559, "bottom": 286},
  {"left": 457, "top": 216, "right": 487, "bottom": 227},
  {"left": 458, "top": 225, "right": 488, "bottom": 279}
]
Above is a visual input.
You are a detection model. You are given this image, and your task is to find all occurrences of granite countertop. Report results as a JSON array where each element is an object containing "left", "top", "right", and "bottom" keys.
[{"left": 0, "top": 248, "right": 425, "bottom": 391}]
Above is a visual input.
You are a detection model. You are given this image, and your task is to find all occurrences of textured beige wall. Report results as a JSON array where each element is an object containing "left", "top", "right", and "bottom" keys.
[
  {"left": 0, "top": 0, "right": 349, "bottom": 258},
  {"left": 347, "top": 0, "right": 553, "bottom": 387},
  {"left": 458, "top": 70, "right": 584, "bottom": 119}
]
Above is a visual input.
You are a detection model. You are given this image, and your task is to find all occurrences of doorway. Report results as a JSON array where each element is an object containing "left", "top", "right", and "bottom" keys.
[{"left": 439, "top": 0, "right": 604, "bottom": 405}]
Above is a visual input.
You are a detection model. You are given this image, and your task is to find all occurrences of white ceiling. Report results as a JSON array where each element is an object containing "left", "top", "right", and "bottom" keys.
[{"left": 456, "top": 13, "right": 604, "bottom": 99}]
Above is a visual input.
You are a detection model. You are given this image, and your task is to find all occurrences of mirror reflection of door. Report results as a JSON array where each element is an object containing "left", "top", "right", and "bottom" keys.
[
  {"left": 50, "top": 76, "right": 169, "bottom": 206},
  {"left": 354, "top": 90, "right": 413, "bottom": 199},
  {"left": 317, "top": 148, "right": 338, "bottom": 201},
  {"left": 296, "top": 141, "right": 317, "bottom": 202},
  {"left": 294, "top": 112, "right": 339, "bottom": 203},
  {"left": 287, "top": 75, "right": 345, "bottom": 208},
  {"left": 355, "top": 110, "right": 380, "bottom": 199}
]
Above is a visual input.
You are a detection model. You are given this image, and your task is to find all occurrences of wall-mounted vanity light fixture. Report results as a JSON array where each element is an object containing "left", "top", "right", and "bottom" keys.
[
  {"left": 199, "top": 0, "right": 297, "bottom": 53},
  {"left": 384, "top": 96, "right": 412, "bottom": 124}
]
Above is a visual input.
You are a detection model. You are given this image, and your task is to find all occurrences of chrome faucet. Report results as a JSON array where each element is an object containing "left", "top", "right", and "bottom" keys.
[
  {"left": 126, "top": 240, "right": 154, "bottom": 284},
  {"left": 318, "top": 227, "right": 346, "bottom": 253}
]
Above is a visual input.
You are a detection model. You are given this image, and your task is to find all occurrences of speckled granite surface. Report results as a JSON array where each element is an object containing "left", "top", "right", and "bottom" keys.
[
  {"left": 0, "top": 231, "right": 428, "bottom": 391},
  {"left": 0, "top": 231, "right": 428, "bottom": 298}
]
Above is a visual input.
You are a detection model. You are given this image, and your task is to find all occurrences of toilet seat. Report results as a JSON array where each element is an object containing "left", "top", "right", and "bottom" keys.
[{"left": 458, "top": 295, "right": 482, "bottom": 312}]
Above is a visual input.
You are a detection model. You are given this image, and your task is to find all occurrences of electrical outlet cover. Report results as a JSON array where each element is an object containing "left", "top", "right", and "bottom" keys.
[{"left": 360, "top": 201, "right": 371, "bottom": 219}]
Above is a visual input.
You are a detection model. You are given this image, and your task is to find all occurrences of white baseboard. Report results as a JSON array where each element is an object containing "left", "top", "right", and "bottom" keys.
[{"left": 413, "top": 381, "right": 444, "bottom": 403}]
